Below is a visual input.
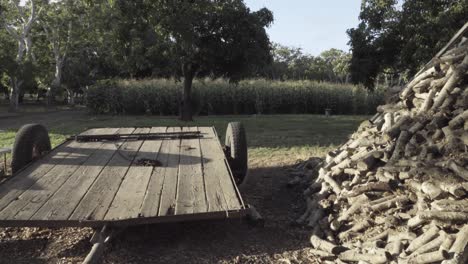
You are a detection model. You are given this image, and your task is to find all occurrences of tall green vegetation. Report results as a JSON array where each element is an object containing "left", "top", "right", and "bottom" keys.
[
  {"left": 348, "top": 0, "right": 468, "bottom": 89},
  {"left": 86, "top": 79, "right": 383, "bottom": 116}
]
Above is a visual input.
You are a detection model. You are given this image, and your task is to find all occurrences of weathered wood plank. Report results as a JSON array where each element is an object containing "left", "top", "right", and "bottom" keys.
[
  {"left": 139, "top": 129, "right": 173, "bottom": 217},
  {"left": 157, "top": 127, "right": 182, "bottom": 216},
  {"left": 201, "top": 127, "right": 242, "bottom": 210},
  {"left": 197, "top": 127, "right": 230, "bottom": 212},
  {"left": 189, "top": 126, "right": 208, "bottom": 214},
  {"left": 0, "top": 128, "right": 120, "bottom": 220},
  {"left": 175, "top": 127, "right": 207, "bottom": 215},
  {"left": 69, "top": 127, "right": 146, "bottom": 221},
  {"left": 30, "top": 128, "right": 131, "bottom": 220},
  {"left": 104, "top": 127, "right": 167, "bottom": 220},
  {"left": 79, "top": 128, "right": 120, "bottom": 136},
  {"left": 0, "top": 141, "right": 73, "bottom": 214}
]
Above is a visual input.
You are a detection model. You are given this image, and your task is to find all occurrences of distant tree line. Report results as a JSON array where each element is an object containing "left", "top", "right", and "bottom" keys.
[
  {"left": 347, "top": 0, "right": 468, "bottom": 89},
  {"left": 262, "top": 44, "right": 352, "bottom": 83}
]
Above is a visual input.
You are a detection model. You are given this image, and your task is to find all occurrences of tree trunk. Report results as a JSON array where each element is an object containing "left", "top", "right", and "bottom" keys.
[
  {"left": 67, "top": 89, "right": 75, "bottom": 106},
  {"left": 180, "top": 63, "right": 196, "bottom": 121},
  {"left": 48, "top": 57, "right": 64, "bottom": 107},
  {"left": 8, "top": 78, "right": 20, "bottom": 112}
]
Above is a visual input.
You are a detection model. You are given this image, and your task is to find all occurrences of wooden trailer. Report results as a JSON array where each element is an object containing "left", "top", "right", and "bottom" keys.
[{"left": 0, "top": 123, "right": 260, "bottom": 263}]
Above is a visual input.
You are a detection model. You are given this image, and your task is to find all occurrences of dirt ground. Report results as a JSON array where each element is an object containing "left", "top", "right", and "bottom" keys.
[{"left": 0, "top": 157, "right": 316, "bottom": 264}]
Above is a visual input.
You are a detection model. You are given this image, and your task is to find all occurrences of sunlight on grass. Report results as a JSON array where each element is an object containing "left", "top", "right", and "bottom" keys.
[{"left": 0, "top": 113, "right": 367, "bottom": 167}]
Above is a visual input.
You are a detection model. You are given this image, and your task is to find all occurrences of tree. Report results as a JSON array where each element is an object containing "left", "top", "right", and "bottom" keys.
[
  {"left": 347, "top": 0, "right": 467, "bottom": 89},
  {"left": 151, "top": 0, "right": 273, "bottom": 121},
  {"left": 41, "top": 0, "right": 76, "bottom": 105},
  {"left": 0, "top": 0, "right": 43, "bottom": 111}
]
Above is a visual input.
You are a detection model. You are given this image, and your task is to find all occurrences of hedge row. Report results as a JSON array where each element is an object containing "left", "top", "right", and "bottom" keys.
[{"left": 86, "top": 79, "right": 384, "bottom": 115}]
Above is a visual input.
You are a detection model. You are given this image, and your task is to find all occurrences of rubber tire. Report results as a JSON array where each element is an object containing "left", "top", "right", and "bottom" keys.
[
  {"left": 225, "top": 122, "right": 248, "bottom": 185},
  {"left": 11, "top": 124, "right": 51, "bottom": 174}
]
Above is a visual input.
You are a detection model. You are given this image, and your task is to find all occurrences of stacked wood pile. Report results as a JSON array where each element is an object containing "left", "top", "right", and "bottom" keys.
[{"left": 291, "top": 27, "right": 468, "bottom": 264}]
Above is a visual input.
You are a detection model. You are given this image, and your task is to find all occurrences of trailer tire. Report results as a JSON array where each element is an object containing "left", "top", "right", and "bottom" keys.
[
  {"left": 11, "top": 124, "right": 51, "bottom": 174},
  {"left": 225, "top": 122, "right": 248, "bottom": 185}
]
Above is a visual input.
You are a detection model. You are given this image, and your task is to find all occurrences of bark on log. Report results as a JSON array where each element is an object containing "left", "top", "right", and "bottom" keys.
[
  {"left": 449, "top": 225, "right": 468, "bottom": 255},
  {"left": 310, "top": 234, "right": 347, "bottom": 254},
  {"left": 357, "top": 151, "right": 383, "bottom": 171},
  {"left": 338, "top": 250, "right": 391, "bottom": 264},
  {"left": 447, "top": 160, "right": 468, "bottom": 181},
  {"left": 344, "top": 182, "right": 392, "bottom": 197},
  {"left": 322, "top": 172, "right": 342, "bottom": 195},
  {"left": 407, "top": 215, "right": 427, "bottom": 229},
  {"left": 389, "top": 131, "right": 411, "bottom": 162},
  {"left": 401, "top": 66, "right": 439, "bottom": 99},
  {"left": 331, "top": 195, "right": 368, "bottom": 231},
  {"left": 419, "top": 88, "right": 437, "bottom": 113},
  {"left": 440, "top": 234, "right": 456, "bottom": 252},
  {"left": 309, "top": 249, "right": 335, "bottom": 258},
  {"left": 449, "top": 110, "right": 468, "bottom": 129},
  {"left": 411, "top": 231, "right": 446, "bottom": 255},
  {"left": 385, "top": 115, "right": 411, "bottom": 140},
  {"left": 408, "top": 250, "right": 449, "bottom": 264},
  {"left": 369, "top": 195, "right": 409, "bottom": 212},
  {"left": 432, "top": 56, "right": 468, "bottom": 110},
  {"left": 419, "top": 211, "right": 468, "bottom": 222},
  {"left": 431, "top": 199, "right": 468, "bottom": 212},
  {"left": 421, "top": 181, "right": 443, "bottom": 200},
  {"left": 406, "top": 225, "right": 440, "bottom": 253}
]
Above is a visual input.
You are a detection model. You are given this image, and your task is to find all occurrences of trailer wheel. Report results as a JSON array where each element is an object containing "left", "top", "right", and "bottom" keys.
[
  {"left": 225, "top": 122, "right": 248, "bottom": 185},
  {"left": 11, "top": 124, "right": 51, "bottom": 174}
]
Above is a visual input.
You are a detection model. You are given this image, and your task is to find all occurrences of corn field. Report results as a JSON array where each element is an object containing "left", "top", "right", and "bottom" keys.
[{"left": 86, "top": 79, "right": 384, "bottom": 115}]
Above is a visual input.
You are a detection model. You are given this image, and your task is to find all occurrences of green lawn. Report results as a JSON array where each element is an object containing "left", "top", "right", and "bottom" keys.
[{"left": 0, "top": 112, "right": 367, "bottom": 165}]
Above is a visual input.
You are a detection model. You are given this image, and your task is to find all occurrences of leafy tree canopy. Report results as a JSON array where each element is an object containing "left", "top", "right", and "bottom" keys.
[{"left": 347, "top": 0, "right": 467, "bottom": 89}]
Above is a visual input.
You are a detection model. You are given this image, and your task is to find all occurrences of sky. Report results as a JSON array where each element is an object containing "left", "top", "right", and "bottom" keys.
[{"left": 244, "top": 0, "right": 361, "bottom": 56}]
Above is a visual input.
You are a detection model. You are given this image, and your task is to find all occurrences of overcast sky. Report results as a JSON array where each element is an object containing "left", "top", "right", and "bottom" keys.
[{"left": 244, "top": 0, "right": 361, "bottom": 55}]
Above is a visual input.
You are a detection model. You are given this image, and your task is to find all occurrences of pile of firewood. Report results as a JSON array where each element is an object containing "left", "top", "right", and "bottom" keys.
[{"left": 291, "top": 25, "right": 468, "bottom": 264}]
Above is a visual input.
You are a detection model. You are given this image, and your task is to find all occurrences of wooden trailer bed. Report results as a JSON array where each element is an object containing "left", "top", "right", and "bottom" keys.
[{"left": 0, "top": 126, "right": 246, "bottom": 227}]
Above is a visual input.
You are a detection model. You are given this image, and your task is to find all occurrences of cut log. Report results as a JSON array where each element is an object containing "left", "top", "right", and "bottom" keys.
[
  {"left": 368, "top": 195, "right": 409, "bottom": 212},
  {"left": 432, "top": 55, "right": 468, "bottom": 109},
  {"left": 338, "top": 250, "right": 391, "bottom": 264},
  {"left": 410, "top": 231, "right": 446, "bottom": 256},
  {"left": 344, "top": 182, "right": 392, "bottom": 197},
  {"left": 447, "top": 160, "right": 468, "bottom": 181},
  {"left": 406, "top": 225, "right": 440, "bottom": 253},
  {"left": 310, "top": 234, "right": 347, "bottom": 255},
  {"left": 385, "top": 115, "right": 411, "bottom": 140},
  {"left": 408, "top": 250, "right": 450, "bottom": 264},
  {"left": 419, "top": 211, "right": 468, "bottom": 222}
]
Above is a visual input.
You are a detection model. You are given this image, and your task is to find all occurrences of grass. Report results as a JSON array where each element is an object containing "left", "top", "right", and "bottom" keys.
[{"left": 0, "top": 111, "right": 367, "bottom": 166}]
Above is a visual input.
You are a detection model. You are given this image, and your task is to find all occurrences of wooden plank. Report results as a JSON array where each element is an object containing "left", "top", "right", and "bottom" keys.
[
  {"left": 104, "top": 127, "right": 167, "bottom": 220},
  {"left": 139, "top": 129, "right": 173, "bottom": 217},
  {"left": 175, "top": 127, "right": 207, "bottom": 215},
  {"left": 69, "top": 127, "right": 146, "bottom": 221},
  {"left": 0, "top": 128, "right": 120, "bottom": 220},
  {"left": 197, "top": 127, "right": 228, "bottom": 212},
  {"left": 198, "top": 127, "right": 242, "bottom": 211},
  {"left": 79, "top": 128, "right": 120, "bottom": 136},
  {"left": 0, "top": 141, "right": 73, "bottom": 214},
  {"left": 157, "top": 127, "right": 182, "bottom": 217},
  {"left": 30, "top": 128, "right": 132, "bottom": 220}
]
